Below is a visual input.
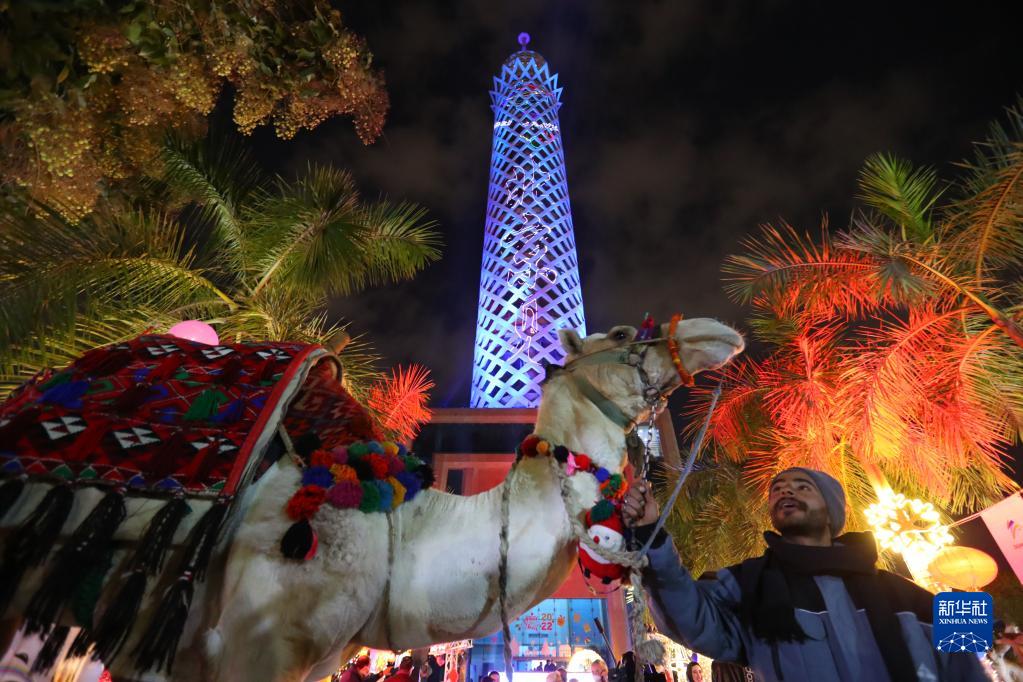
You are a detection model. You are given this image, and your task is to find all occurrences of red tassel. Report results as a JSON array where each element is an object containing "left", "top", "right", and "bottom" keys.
[
  {"left": 255, "top": 359, "right": 277, "bottom": 383},
  {"left": 76, "top": 348, "right": 133, "bottom": 377},
  {"left": 146, "top": 355, "right": 182, "bottom": 384},
  {"left": 64, "top": 417, "right": 110, "bottom": 463},
  {"left": 0, "top": 406, "right": 40, "bottom": 446},
  {"left": 216, "top": 358, "right": 243, "bottom": 385},
  {"left": 113, "top": 384, "right": 157, "bottom": 415},
  {"left": 143, "top": 432, "right": 192, "bottom": 481},
  {"left": 182, "top": 438, "right": 219, "bottom": 484}
]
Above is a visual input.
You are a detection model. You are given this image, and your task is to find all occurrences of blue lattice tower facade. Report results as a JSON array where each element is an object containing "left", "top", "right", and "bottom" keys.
[{"left": 471, "top": 35, "right": 586, "bottom": 408}]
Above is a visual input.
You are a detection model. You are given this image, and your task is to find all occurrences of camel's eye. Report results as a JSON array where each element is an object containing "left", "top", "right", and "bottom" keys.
[{"left": 611, "top": 329, "right": 628, "bottom": 341}]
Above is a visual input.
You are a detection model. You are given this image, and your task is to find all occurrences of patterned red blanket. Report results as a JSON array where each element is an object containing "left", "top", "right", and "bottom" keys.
[
  {"left": 0, "top": 333, "right": 386, "bottom": 676},
  {"left": 0, "top": 334, "right": 377, "bottom": 496}
]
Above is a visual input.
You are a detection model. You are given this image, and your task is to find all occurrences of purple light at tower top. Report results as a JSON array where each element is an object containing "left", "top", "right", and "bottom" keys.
[{"left": 518, "top": 32, "right": 530, "bottom": 49}]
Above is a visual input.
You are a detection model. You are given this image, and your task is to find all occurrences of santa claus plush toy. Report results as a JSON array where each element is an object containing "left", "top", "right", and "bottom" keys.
[{"left": 578, "top": 506, "right": 629, "bottom": 584}]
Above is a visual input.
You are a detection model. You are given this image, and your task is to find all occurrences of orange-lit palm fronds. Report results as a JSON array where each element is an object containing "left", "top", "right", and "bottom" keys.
[
  {"left": 365, "top": 364, "right": 434, "bottom": 445},
  {"left": 668, "top": 101, "right": 1023, "bottom": 564}
]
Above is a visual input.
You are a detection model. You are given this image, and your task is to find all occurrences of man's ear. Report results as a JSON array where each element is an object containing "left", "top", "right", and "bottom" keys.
[{"left": 558, "top": 328, "right": 584, "bottom": 356}]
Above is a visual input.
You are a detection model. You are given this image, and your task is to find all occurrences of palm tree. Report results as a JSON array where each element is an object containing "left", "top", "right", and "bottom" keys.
[
  {"left": 0, "top": 136, "right": 443, "bottom": 438},
  {"left": 667, "top": 99, "right": 1023, "bottom": 566}
]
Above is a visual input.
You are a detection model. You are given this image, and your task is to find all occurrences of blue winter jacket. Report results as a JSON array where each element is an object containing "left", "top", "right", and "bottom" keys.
[{"left": 641, "top": 535, "right": 989, "bottom": 682}]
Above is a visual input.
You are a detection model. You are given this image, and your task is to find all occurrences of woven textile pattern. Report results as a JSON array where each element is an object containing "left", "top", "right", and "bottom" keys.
[{"left": 0, "top": 335, "right": 325, "bottom": 495}]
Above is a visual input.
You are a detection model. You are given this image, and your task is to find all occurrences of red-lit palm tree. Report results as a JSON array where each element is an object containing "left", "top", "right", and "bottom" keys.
[{"left": 670, "top": 100, "right": 1023, "bottom": 574}]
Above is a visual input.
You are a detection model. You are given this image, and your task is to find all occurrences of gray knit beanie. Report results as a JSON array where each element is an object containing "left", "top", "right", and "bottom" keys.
[{"left": 771, "top": 467, "right": 846, "bottom": 536}]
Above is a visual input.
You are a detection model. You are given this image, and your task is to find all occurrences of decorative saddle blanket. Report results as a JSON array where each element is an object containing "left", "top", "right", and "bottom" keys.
[
  {"left": 0, "top": 334, "right": 377, "bottom": 495},
  {"left": 0, "top": 333, "right": 429, "bottom": 677}
]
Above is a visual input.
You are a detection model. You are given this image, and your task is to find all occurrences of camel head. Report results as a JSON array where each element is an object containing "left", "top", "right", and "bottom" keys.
[{"left": 554, "top": 316, "right": 744, "bottom": 469}]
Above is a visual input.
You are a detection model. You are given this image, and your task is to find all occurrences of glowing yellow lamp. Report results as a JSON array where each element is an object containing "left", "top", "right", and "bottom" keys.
[{"left": 928, "top": 546, "right": 998, "bottom": 591}]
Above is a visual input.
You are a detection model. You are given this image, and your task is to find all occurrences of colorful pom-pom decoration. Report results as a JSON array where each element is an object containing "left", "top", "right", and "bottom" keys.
[
  {"left": 590, "top": 499, "right": 615, "bottom": 523},
  {"left": 327, "top": 480, "right": 363, "bottom": 509},
  {"left": 281, "top": 439, "right": 434, "bottom": 560},
  {"left": 359, "top": 480, "right": 381, "bottom": 513},
  {"left": 302, "top": 466, "right": 335, "bottom": 489},
  {"left": 286, "top": 485, "right": 328, "bottom": 521},
  {"left": 366, "top": 453, "right": 390, "bottom": 479},
  {"left": 311, "top": 449, "right": 334, "bottom": 468}
]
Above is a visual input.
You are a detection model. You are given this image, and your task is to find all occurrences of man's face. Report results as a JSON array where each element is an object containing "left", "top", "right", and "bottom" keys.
[
  {"left": 489, "top": 674, "right": 500, "bottom": 682},
  {"left": 768, "top": 471, "right": 830, "bottom": 536}
]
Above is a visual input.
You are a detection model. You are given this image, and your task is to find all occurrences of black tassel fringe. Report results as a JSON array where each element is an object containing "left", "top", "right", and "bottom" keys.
[
  {"left": 91, "top": 569, "right": 146, "bottom": 661},
  {"left": 25, "top": 488, "right": 126, "bottom": 634},
  {"left": 0, "top": 477, "right": 25, "bottom": 520},
  {"left": 132, "top": 575, "right": 193, "bottom": 674},
  {"left": 31, "top": 624, "right": 69, "bottom": 674},
  {"left": 68, "top": 626, "right": 94, "bottom": 659},
  {"left": 91, "top": 496, "right": 189, "bottom": 662},
  {"left": 0, "top": 484, "right": 74, "bottom": 617},
  {"left": 133, "top": 500, "right": 228, "bottom": 673},
  {"left": 280, "top": 518, "right": 315, "bottom": 559},
  {"left": 135, "top": 496, "right": 190, "bottom": 576}
]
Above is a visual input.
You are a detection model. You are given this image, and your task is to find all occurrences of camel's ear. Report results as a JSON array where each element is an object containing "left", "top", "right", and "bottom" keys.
[{"left": 558, "top": 329, "right": 585, "bottom": 357}]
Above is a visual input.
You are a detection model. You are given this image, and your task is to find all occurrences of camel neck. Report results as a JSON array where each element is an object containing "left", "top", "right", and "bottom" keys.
[{"left": 533, "top": 373, "right": 628, "bottom": 471}]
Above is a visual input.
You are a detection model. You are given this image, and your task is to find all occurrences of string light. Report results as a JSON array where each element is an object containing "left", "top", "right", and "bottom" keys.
[{"left": 865, "top": 488, "right": 953, "bottom": 588}]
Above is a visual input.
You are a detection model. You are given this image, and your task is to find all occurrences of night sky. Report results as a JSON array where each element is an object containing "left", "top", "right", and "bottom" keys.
[{"left": 252, "top": 0, "right": 1020, "bottom": 409}]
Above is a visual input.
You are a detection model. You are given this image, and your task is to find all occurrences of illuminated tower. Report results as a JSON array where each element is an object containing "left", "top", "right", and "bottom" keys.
[{"left": 470, "top": 33, "right": 586, "bottom": 408}]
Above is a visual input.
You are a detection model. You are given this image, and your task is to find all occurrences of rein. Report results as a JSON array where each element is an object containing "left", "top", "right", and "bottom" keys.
[{"left": 496, "top": 313, "right": 718, "bottom": 682}]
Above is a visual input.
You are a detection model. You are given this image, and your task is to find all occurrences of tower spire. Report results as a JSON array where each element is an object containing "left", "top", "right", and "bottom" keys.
[{"left": 470, "top": 38, "right": 586, "bottom": 408}]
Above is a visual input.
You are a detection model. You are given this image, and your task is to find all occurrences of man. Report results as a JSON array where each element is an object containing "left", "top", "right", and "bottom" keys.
[
  {"left": 590, "top": 659, "right": 609, "bottom": 682},
  {"left": 622, "top": 467, "right": 987, "bottom": 681},
  {"left": 338, "top": 656, "right": 373, "bottom": 682},
  {"left": 385, "top": 657, "right": 416, "bottom": 682}
]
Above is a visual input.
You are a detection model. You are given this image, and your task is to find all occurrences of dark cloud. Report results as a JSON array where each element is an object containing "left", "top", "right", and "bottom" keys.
[{"left": 254, "top": 0, "right": 1019, "bottom": 407}]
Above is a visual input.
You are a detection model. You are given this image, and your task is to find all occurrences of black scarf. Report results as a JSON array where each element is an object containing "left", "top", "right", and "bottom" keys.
[{"left": 731, "top": 531, "right": 933, "bottom": 682}]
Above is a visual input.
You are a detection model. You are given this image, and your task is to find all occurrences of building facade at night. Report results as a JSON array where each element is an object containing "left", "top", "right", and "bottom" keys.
[{"left": 470, "top": 32, "right": 586, "bottom": 409}]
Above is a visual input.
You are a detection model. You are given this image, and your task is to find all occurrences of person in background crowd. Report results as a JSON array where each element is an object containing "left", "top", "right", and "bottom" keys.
[
  {"left": 618, "top": 652, "right": 636, "bottom": 682},
  {"left": 386, "top": 657, "right": 416, "bottom": 682},
  {"left": 684, "top": 662, "right": 704, "bottom": 682},
  {"left": 544, "top": 672, "right": 560, "bottom": 682},
  {"left": 543, "top": 660, "right": 557, "bottom": 673},
  {"left": 590, "top": 659, "right": 609, "bottom": 682},
  {"left": 710, "top": 659, "right": 757, "bottom": 682},
  {"left": 487, "top": 670, "right": 501, "bottom": 682},
  {"left": 337, "top": 656, "right": 373, "bottom": 682},
  {"left": 989, "top": 622, "right": 1023, "bottom": 682},
  {"left": 645, "top": 662, "right": 669, "bottom": 682},
  {"left": 423, "top": 656, "right": 444, "bottom": 682},
  {"left": 623, "top": 468, "right": 988, "bottom": 681}
]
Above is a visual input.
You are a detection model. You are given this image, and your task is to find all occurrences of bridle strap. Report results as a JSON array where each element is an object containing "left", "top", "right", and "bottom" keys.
[
  {"left": 571, "top": 373, "right": 634, "bottom": 431},
  {"left": 556, "top": 314, "right": 688, "bottom": 439}
]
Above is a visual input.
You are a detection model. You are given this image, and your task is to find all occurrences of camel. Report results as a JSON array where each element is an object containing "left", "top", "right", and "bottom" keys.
[{"left": 3, "top": 317, "right": 743, "bottom": 682}]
